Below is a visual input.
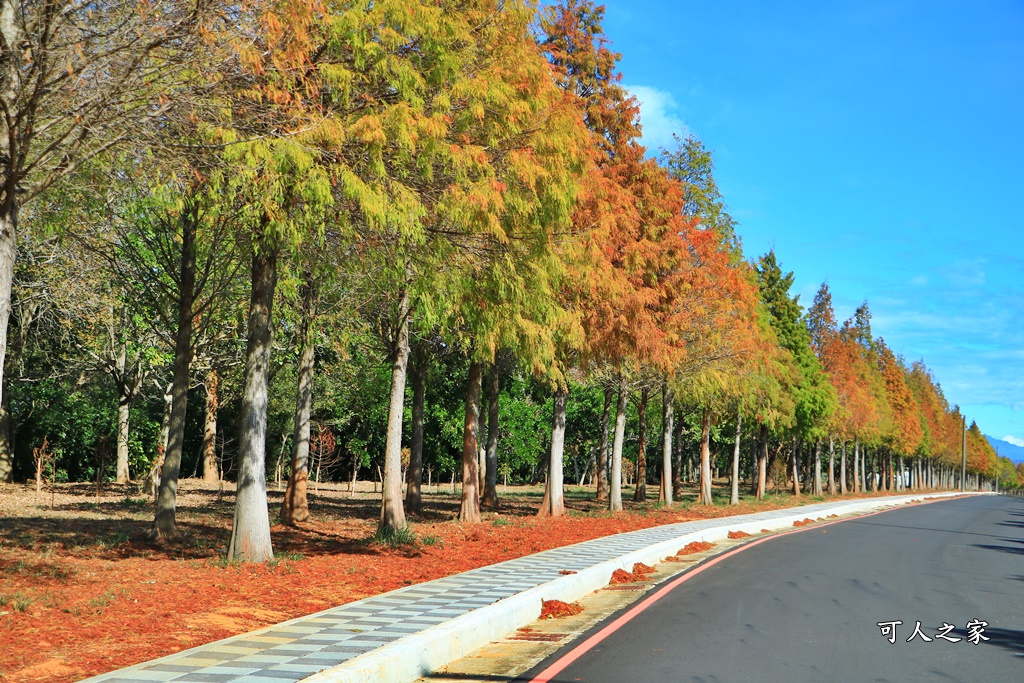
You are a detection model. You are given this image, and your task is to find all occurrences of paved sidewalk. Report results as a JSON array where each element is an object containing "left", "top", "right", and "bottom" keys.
[{"left": 82, "top": 493, "right": 967, "bottom": 683}]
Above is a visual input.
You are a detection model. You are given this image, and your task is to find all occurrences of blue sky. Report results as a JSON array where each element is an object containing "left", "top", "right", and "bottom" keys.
[{"left": 598, "top": 0, "right": 1024, "bottom": 446}]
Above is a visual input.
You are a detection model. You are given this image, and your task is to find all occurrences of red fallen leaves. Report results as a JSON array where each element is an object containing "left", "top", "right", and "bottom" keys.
[
  {"left": 663, "top": 539, "right": 718, "bottom": 562},
  {"left": 540, "top": 599, "right": 583, "bottom": 619},
  {"left": 608, "top": 568, "right": 635, "bottom": 584},
  {"left": 727, "top": 530, "right": 751, "bottom": 539},
  {"left": 558, "top": 569, "right": 577, "bottom": 575},
  {"left": 632, "top": 562, "right": 655, "bottom": 575},
  {"left": 678, "top": 540, "right": 715, "bottom": 555},
  {"left": 793, "top": 518, "right": 815, "bottom": 527},
  {"left": 607, "top": 562, "right": 656, "bottom": 585}
]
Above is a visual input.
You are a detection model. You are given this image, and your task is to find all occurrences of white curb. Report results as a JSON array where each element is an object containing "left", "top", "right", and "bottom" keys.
[{"left": 301, "top": 491, "right": 981, "bottom": 682}]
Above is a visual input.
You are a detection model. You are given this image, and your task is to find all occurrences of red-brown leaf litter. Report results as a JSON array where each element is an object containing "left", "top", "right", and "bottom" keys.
[
  {"left": 0, "top": 480, "right": 899, "bottom": 683},
  {"left": 539, "top": 599, "right": 583, "bottom": 619},
  {"left": 678, "top": 540, "right": 715, "bottom": 554},
  {"left": 727, "top": 530, "right": 751, "bottom": 539},
  {"left": 608, "top": 568, "right": 636, "bottom": 584},
  {"left": 630, "top": 562, "right": 655, "bottom": 576}
]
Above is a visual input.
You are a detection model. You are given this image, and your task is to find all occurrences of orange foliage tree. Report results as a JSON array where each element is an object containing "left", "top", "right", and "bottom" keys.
[{"left": 877, "top": 340, "right": 923, "bottom": 490}]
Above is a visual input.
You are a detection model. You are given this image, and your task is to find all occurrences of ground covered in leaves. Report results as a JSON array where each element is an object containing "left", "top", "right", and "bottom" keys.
[{"left": 0, "top": 479, "right": 890, "bottom": 682}]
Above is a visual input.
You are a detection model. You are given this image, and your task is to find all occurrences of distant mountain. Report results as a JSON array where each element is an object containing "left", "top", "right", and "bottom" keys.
[{"left": 984, "top": 435, "right": 1024, "bottom": 464}]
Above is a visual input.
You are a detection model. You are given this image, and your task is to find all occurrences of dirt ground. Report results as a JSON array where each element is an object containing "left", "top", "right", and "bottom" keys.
[{"left": 0, "top": 477, "right": 886, "bottom": 683}]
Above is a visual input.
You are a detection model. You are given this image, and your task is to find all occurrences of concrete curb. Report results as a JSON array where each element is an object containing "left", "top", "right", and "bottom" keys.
[{"left": 301, "top": 491, "right": 981, "bottom": 683}]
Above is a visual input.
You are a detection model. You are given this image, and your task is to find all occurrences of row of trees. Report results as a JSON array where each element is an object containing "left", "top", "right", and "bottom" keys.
[{"left": 1, "top": 0, "right": 1018, "bottom": 562}]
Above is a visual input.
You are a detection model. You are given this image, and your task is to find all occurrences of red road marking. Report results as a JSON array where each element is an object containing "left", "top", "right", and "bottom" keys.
[{"left": 526, "top": 496, "right": 959, "bottom": 683}]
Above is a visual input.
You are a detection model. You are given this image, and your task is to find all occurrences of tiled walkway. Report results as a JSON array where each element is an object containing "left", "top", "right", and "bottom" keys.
[{"left": 82, "top": 497, "right": 920, "bottom": 683}]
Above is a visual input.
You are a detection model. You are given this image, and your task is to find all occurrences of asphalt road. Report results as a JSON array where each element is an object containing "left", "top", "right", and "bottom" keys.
[{"left": 523, "top": 495, "right": 1024, "bottom": 683}]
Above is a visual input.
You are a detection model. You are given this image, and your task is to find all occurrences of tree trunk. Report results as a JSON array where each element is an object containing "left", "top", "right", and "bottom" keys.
[
  {"left": 227, "top": 242, "right": 277, "bottom": 563},
  {"left": 864, "top": 446, "right": 872, "bottom": 493},
  {"left": 539, "top": 386, "right": 567, "bottom": 517},
  {"left": 756, "top": 424, "right": 768, "bottom": 499},
  {"left": 152, "top": 211, "right": 197, "bottom": 540},
  {"left": 730, "top": 411, "right": 742, "bottom": 505},
  {"left": 750, "top": 430, "right": 759, "bottom": 496},
  {"left": 0, "top": 391, "right": 12, "bottom": 483},
  {"left": 459, "top": 360, "right": 483, "bottom": 523},
  {"left": 790, "top": 437, "right": 800, "bottom": 497},
  {"left": 633, "top": 386, "right": 648, "bottom": 502},
  {"left": 202, "top": 370, "right": 220, "bottom": 483},
  {"left": 698, "top": 407, "right": 713, "bottom": 505},
  {"left": 0, "top": 208, "right": 18, "bottom": 412},
  {"left": 609, "top": 373, "right": 627, "bottom": 512},
  {"left": 659, "top": 383, "right": 673, "bottom": 505},
  {"left": 482, "top": 362, "right": 500, "bottom": 508},
  {"left": 112, "top": 337, "right": 132, "bottom": 483},
  {"left": 827, "top": 436, "right": 835, "bottom": 495},
  {"left": 379, "top": 288, "right": 411, "bottom": 534},
  {"left": 870, "top": 449, "right": 878, "bottom": 492},
  {"left": 477, "top": 384, "right": 486, "bottom": 490},
  {"left": 840, "top": 440, "right": 847, "bottom": 494},
  {"left": 866, "top": 447, "right": 873, "bottom": 492},
  {"left": 282, "top": 281, "right": 317, "bottom": 526},
  {"left": 145, "top": 383, "right": 173, "bottom": 498},
  {"left": 803, "top": 441, "right": 814, "bottom": 494},
  {"left": 596, "top": 386, "right": 612, "bottom": 501},
  {"left": 852, "top": 438, "right": 860, "bottom": 493},
  {"left": 405, "top": 344, "right": 428, "bottom": 514},
  {"left": 813, "top": 438, "right": 823, "bottom": 496},
  {"left": 672, "top": 412, "right": 684, "bottom": 499},
  {"left": 350, "top": 456, "right": 359, "bottom": 497},
  {"left": 116, "top": 394, "right": 131, "bottom": 483}
]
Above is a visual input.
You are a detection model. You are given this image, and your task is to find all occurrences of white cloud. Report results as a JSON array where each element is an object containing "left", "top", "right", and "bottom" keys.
[
  {"left": 623, "top": 84, "right": 689, "bottom": 153},
  {"left": 1002, "top": 435, "right": 1024, "bottom": 447}
]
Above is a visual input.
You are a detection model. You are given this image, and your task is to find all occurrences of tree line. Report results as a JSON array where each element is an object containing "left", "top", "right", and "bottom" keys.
[{"left": 0, "top": 0, "right": 1018, "bottom": 562}]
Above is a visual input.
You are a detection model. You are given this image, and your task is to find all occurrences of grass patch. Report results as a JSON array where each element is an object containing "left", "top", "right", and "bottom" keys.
[
  {"left": 268, "top": 551, "right": 304, "bottom": 570},
  {"left": 0, "top": 592, "right": 34, "bottom": 612},
  {"left": 1, "top": 559, "right": 74, "bottom": 581},
  {"left": 90, "top": 590, "right": 121, "bottom": 611},
  {"left": 211, "top": 554, "right": 239, "bottom": 568},
  {"left": 371, "top": 526, "right": 418, "bottom": 548},
  {"left": 420, "top": 535, "right": 442, "bottom": 547},
  {"left": 97, "top": 531, "right": 132, "bottom": 549}
]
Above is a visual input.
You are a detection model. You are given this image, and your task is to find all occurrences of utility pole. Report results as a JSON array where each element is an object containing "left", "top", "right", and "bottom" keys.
[
  {"left": 960, "top": 415, "right": 966, "bottom": 493},
  {"left": 995, "top": 447, "right": 999, "bottom": 494}
]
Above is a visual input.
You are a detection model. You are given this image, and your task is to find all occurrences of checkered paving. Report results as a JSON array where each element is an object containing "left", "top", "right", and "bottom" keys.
[{"left": 82, "top": 498, "right": 894, "bottom": 682}]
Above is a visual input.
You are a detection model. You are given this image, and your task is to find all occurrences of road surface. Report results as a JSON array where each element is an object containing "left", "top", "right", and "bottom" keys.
[{"left": 524, "top": 494, "right": 1024, "bottom": 683}]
